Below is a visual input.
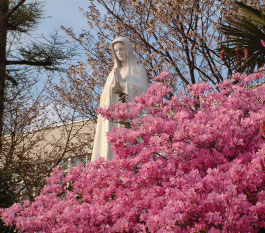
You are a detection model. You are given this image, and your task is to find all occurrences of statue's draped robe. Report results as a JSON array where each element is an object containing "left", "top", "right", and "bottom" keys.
[{"left": 91, "top": 37, "right": 149, "bottom": 162}]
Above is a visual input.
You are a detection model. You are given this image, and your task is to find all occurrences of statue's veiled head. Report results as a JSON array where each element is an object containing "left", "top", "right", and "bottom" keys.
[
  {"left": 113, "top": 42, "right": 127, "bottom": 63},
  {"left": 112, "top": 37, "right": 137, "bottom": 68}
]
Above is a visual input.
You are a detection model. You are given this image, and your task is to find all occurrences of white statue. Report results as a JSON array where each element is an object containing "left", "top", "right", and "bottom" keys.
[{"left": 91, "top": 37, "right": 149, "bottom": 162}]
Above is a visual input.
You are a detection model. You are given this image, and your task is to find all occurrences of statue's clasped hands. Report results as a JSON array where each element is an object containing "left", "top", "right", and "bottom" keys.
[
  {"left": 112, "top": 67, "right": 124, "bottom": 93},
  {"left": 113, "top": 67, "right": 127, "bottom": 102}
]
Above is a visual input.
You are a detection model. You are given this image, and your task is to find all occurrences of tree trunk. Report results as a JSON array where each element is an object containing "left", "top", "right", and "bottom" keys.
[{"left": 0, "top": 0, "right": 9, "bottom": 154}]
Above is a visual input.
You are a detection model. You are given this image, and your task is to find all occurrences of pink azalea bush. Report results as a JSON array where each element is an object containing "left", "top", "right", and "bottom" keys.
[{"left": 1, "top": 71, "right": 265, "bottom": 232}]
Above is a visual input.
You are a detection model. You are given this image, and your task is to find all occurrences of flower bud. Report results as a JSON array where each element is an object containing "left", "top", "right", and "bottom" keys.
[
  {"left": 244, "top": 48, "right": 248, "bottom": 59},
  {"left": 220, "top": 49, "right": 225, "bottom": 61},
  {"left": 237, "top": 47, "right": 242, "bottom": 60}
]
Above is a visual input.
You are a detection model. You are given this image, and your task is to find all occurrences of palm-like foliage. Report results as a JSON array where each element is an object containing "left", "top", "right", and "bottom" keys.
[{"left": 219, "top": 1, "right": 265, "bottom": 73}]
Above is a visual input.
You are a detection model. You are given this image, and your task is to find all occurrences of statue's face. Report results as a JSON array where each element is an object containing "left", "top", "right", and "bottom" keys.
[{"left": 113, "top": 42, "right": 127, "bottom": 62}]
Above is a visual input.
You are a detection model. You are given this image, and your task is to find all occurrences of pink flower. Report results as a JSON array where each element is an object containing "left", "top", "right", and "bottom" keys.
[
  {"left": 1, "top": 71, "right": 265, "bottom": 232},
  {"left": 260, "top": 39, "right": 265, "bottom": 47},
  {"left": 260, "top": 119, "right": 265, "bottom": 139},
  {"left": 154, "top": 71, "right": 171, "bottom": 81}
]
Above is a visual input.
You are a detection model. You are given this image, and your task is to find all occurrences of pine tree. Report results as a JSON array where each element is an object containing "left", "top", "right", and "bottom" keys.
[{"left": 0, "top": 0, "right": 74, "bottom": 153}]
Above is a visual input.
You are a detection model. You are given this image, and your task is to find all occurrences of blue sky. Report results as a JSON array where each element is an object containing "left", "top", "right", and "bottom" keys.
[
  {"left": 21, "top": 1, "right": 91, "bottom": 102},
  {"left": 36, "top": 0, "right": 89, "bottom": 37},
  {"left": 21, "top": 1, "right": 93, "bottom": 123}
]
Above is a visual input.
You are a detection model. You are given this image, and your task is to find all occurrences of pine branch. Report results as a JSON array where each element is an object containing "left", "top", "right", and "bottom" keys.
[
  {"left": 6, "top": 59, "right": 52, "bottom": 66},
  {"left": 7, "top": 0, "right": 27, "bottom": 19}
]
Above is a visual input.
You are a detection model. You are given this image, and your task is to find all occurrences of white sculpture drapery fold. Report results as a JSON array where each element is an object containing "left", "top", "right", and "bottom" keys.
[{"left": 91, "top": 37, "right": 148, "bottom": 162}]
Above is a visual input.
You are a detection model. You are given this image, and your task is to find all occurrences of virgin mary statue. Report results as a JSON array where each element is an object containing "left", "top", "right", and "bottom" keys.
[{"left": 91, "top": 36, "right": 149, "bottom": 162}]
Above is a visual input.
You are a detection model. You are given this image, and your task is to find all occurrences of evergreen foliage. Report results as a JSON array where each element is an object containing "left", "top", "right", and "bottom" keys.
[{"left": 220, "top": 1, "right": 265, "bottom": 72}]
